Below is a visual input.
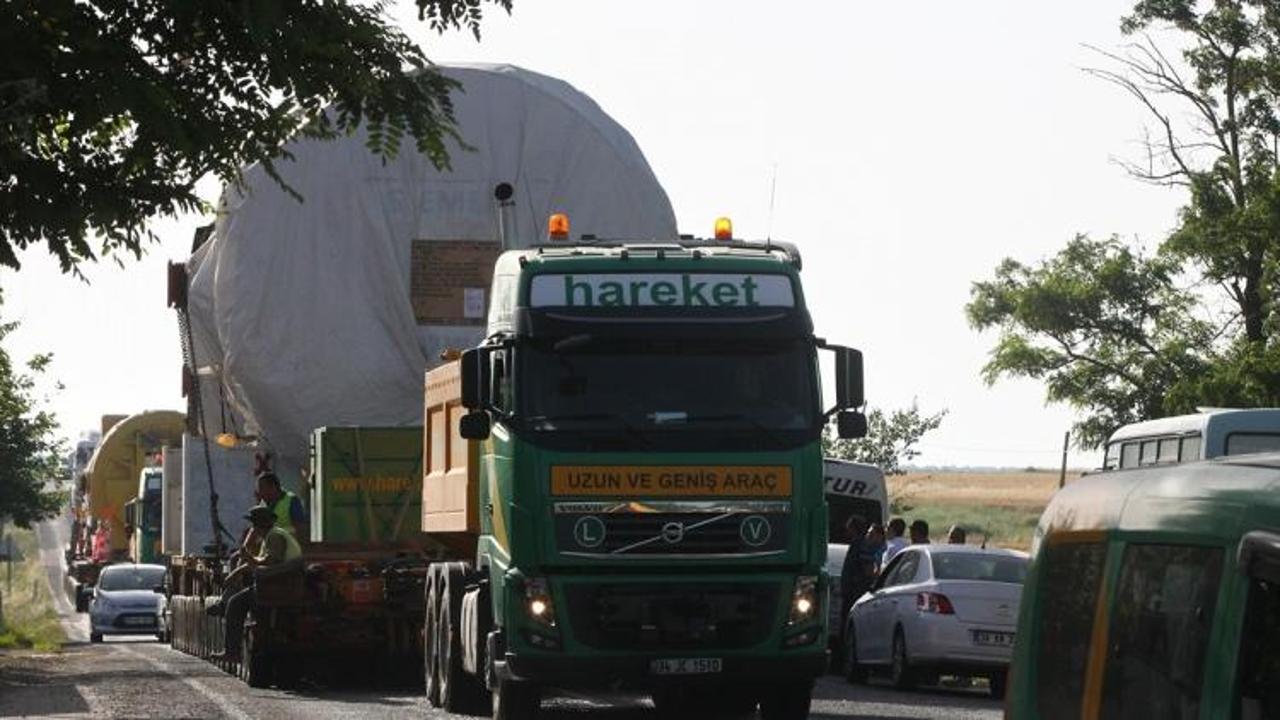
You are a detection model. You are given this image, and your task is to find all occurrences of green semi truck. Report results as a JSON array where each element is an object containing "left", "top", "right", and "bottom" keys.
[{"left": 421, "top": 226, "right": 867, "bottom": 719}]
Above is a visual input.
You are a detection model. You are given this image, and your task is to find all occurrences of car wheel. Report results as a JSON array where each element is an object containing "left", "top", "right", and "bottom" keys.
[
  {"left": 90, "top": 632, "right": 103, "bottom": 644},
  {"left": 890, "top": 628, "right": 916, "bottom": 690},
  {"left": 989, "top": 671, "right": 1008, "bottom": 700},
  {"left": 843, "top": 626, "right": 868, "bottom": 684}
]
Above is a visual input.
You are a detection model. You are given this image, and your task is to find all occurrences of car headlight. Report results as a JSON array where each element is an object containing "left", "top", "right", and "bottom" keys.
[{"left": 787, "top": 575, "right": 819, "bottom": 626}]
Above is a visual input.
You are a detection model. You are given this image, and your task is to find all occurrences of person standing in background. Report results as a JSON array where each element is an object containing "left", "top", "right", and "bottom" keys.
[{"left": 883, "top": 517, "right": 908, "bottom": 563}]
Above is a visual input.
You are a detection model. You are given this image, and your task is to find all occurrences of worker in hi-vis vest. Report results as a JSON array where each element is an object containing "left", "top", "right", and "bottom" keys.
[
  {"left": 209, "top": 505, "right": 302, "bottom": 662},
  {"left": 255, "top": 471, "right": 309, "bottom": 544}
]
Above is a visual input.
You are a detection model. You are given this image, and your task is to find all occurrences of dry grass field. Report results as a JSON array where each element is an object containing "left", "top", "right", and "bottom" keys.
[{"left": 885, "top": 470, "right": 1083, "bottom": 552}]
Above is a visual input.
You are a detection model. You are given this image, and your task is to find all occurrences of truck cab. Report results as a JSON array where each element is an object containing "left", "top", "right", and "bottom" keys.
[
  {"left": 436, "top": 235, "right": 866, "bottom": 719},
  {"left": 124, "top": 467, "right": 164, "bottom": 564}
]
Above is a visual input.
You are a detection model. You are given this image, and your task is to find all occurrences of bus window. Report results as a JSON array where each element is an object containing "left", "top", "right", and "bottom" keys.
[
  {"left": 1104, "top": 443, "right": 1120, "bottom": 470},
  {"left": 1238, "top": 577, "right": 1280, "bottom": 720},
  {"left": 1180, "top": 435, "right": 1201, "bottom": 461},
  {"left": 1157, "top": 438, "right": 1179, "bottom": 464},
  {"left": 1225, "top": 433, "right": 1280, "bottom": 456},
  {"left": 1121, "top": 443, "right": 1140, "bottom": 469},
  {"left": 1100, "top": 544, "right": 1223, "bottom": 720},
  {"left": 1035, "top": 540, "right": 1106, "bottom": 720},
  {"left": 1139, "top": 440, "right": 1159, "bottom": 466}
]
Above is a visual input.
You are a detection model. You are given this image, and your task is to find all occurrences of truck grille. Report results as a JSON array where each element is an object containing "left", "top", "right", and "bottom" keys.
[
  {"left": 565, "top": 582, "right": 778, "bottom": 650},
  {"left": 554, "top": 503, "right": 789, "bottom": 557}
]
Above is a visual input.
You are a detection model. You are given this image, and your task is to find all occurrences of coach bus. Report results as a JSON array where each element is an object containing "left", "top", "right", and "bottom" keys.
[
  {"left": 1007, "top": 454, "right": 1280, "bottom": 719},
  {"left": 1102, "top": 408, "right": 1280, "bottom": 471}
]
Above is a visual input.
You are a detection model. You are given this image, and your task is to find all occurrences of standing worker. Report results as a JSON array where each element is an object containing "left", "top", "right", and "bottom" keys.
[
  {"left": 909, "top": 519, "right": 931, "bottom": 545},
  {"left": 255, "top": 471, "right": 310, "bottom": 544},
  {"left": 883, "top": 517, "right": 908, "bottom": 564},
  {"left": 210, "top": 506, "right": 301, "bottom": 662}
]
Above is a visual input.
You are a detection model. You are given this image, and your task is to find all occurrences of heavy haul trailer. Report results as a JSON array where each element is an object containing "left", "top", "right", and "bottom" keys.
[
  {"left": 418, "top": 229, "right": 869, "bottom": 720},
  {"left": 67, "top": 411, "right": 184, "bottom": 611},
  {"left": 166, "top": 427, "right": 431, "bottom": 688}
]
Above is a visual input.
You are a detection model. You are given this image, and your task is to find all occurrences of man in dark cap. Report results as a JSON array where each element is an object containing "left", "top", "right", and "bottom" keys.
[{"left": 210, "top": 505, "right": 302, "bottom": 662}]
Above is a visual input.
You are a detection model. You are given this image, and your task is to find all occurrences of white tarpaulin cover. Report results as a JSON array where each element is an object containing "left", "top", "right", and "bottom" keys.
[{"left": 186, "top": 64, "right": 676, "bottom": 471}]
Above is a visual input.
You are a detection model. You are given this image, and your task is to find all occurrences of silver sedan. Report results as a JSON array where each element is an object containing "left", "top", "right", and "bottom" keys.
[
  {"left": 89, "top": 563, "right": 167, "bottom": 643},
  {"left": 841, "top": 544, "right": 1027, "bottom": 699}
]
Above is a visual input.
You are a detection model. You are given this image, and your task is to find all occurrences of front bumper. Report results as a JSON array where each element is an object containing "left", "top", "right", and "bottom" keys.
[{"left": 91, "top": 611, "right": 161, "bottom": 635}]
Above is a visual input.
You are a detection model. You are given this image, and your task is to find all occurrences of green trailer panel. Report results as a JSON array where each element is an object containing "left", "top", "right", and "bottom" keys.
[{"left": 309, "top": 426, "right": 424, "bottom": 544}]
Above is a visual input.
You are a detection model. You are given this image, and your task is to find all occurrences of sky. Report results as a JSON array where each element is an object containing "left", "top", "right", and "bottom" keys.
[{"left": 2, "top": 1, "right": 1188, "bottom": 469}]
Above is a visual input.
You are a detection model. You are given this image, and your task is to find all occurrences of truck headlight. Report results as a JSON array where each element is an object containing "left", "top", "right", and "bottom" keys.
[
  {"left": 787, "top": 575, "right": 819, "bottom": 626},
  {"left": 523, "top": 577, "right": 556, "bottom": 628}
]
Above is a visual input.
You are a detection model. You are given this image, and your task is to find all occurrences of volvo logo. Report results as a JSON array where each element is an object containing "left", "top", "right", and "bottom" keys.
[
  {"left": 661, "top": 521, "right": 685, "bottom": 544},
  {"left": 740, "top": 515, "right": 772, "bottom": 547},
  {"left": 572, "top": 516, "right": 606, "bottom": 548}
]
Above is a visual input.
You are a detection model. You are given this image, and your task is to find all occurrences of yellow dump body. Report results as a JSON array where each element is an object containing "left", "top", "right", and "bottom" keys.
[
  {"left": 84, "top": 410, "right": 186, "bottom": 556},
  {"left": 422, "top": 361, "right": 479, "bottom": 558}
]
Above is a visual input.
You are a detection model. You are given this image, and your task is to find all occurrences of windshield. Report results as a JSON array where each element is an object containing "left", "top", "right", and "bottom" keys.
[
  {"left": 518, "top": 337, "right": 819, "bottom": 451},
  {"left": 931, "top": 553, "right": 1028, "bottom": 584},
  {"left": 98, "top": 565, "right": 166, "bottom": 591}
]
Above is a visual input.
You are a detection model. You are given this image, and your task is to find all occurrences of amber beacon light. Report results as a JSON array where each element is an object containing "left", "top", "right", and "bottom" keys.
[
  {"left": 714, "top": 216, "right": 733, "bottom": 241},
  {"left": 548, "top": 213, "right": 570, "bottom": 242}
]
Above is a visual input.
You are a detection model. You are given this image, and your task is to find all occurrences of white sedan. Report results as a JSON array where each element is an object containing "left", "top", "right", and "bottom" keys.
[
  {"left": 89, "top": 563, "right": 167, "bottom": 643},
  {"left": 841, "top": 544, "right": 1027, "bottom": 699}
]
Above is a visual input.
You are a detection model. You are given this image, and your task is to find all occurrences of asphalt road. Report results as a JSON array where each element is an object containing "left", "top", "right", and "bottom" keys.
[{"left": 0, "top": 521, "right": 1001, "bottom": 720}]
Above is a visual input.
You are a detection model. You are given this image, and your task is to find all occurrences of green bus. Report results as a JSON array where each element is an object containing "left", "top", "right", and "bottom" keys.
[{"left": 1008, "top": 454, "right": 1280, "bottom": 719}]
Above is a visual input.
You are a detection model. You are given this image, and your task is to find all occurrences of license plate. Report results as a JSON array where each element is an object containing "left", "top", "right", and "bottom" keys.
[
  {"left": 650, "top": 658, "right": 722, "bottom": 675},
  {"left": 123, "top": 616, "right": 154, "bottom": 626},
  {"left": 972, "top": 630, "right": 1014, "bottom": 647}
]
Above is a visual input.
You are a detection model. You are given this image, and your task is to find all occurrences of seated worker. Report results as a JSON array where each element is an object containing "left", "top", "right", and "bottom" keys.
[
  {"left": 209, "top": 505, "right": 301, "bottom": 662},
  {"left": 255, "top": 471, "right": 309, "bottom": 544}
]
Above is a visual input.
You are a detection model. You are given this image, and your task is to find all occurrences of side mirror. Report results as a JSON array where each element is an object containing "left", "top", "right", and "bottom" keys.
[
  {"left": 459, "top": 411, "right": 492, "bottom": 440},
  {"left": 460, "top": 348, "right": 491, "bottom": 410},
  {"left": 837, "top": 410, "right": 868, "bottom": 439},
  {"left": 835, "top": 348, "right": 865, "bottom": 409}
]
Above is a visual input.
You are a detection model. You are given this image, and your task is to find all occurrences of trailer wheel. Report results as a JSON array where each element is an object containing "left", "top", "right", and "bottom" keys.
[
  {"left": 439, "top": 562, "right": 487, "bottom": 713},
  {"left": 423, "top": 565, "right": 442, "bottom": 707}
]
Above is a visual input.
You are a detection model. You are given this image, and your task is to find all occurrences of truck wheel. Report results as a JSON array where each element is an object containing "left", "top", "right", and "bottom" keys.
[
  {"left": 890, "top": 628, "right": 916, "bottom": 690},
  {"left": 491, "top": 674, "right": 540, "bottom": 720},
  {"left": 758, "top": 680, "right": 813, "bottom": 720},
  {"left": 843, "top": 626, "right": 868, "bottom": 684},
  {"left": 438, "top": 562, "right": 487, "bottom": 713},
  {"left": 423, "top": 565, "right": 442, "bottom": 707}
]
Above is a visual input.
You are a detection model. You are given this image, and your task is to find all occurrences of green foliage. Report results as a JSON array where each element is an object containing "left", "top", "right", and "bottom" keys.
[
  {"left": 0, "top": 0, "right": 511, "bottom": 273},
  {"left": 971, "top": 1, "right": 1280, "bottom": 447},
  {"left": 967, "top": 236, "right": 1213, "bottom": 447},
  {"left": 0, "top": 527, "right": 65, "bottom": 650},
  {"left": 0, "top": 293, "right": 64, "bottom": 528},
  {"left": 823, "top": 404, "right": 947, "bottom": 475}
]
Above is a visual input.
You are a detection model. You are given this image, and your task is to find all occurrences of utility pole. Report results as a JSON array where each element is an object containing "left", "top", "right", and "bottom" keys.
[{"left": 1059, "top": 431, "right": 1070, "bottom": 489}]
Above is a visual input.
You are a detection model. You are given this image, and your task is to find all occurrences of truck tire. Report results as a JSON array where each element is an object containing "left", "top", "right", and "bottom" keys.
[
  {"left": 423, "top": 565, "right": 442, "bottom": 707},
  {"left": 491, "top": 674, "right": 540, "bottom": 720},
  {"left": 438, "top": 562, "right": 487, "bottom": 713},
  {"left": 758, "top": 680, "right": 813, "bottom": 720}
]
